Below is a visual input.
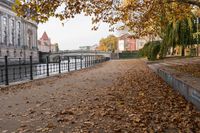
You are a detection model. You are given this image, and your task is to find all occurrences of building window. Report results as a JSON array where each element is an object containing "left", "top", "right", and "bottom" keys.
[
  {"left": 3, "top": 17, "right": 7, "bottom": 45},
  {"left": 27, "top": 35, "right": 32, "bottom": 48},
  {"left": 20, "top": 50, "right": 23, "bottom": 57},
  {"left": 27, "top": 29, "right": 32, "bottom": 49},
  {"left": 17, "top": 22, "right": 21, "bottom": 46},
  {"left": 10, "top": 19, "right": 15, "bottom": 45},
  {"left": 7, "top": 50, "right": 9, "bottom": 56},
  {"left": 14, "top": 50, "right": 17, "bottom": 57},
  {"left": 3, "top": 17, "right": 6, "bottom": 25}
]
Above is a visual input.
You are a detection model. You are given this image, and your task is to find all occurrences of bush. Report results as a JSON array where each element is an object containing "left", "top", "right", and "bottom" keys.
[
  {"left": 119, "top": 51, "right": 139, "bottom": 59},
  {"left": 138, "top": 42, "right": 150, "bottom": 57},
  {"left": 138, "top": 41, "right": 161, "bottom": 61}
]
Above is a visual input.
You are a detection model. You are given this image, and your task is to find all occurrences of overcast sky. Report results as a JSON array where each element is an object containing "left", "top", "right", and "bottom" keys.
[{"left": 38, "top": 14, "right": 116, "bottom": 50}]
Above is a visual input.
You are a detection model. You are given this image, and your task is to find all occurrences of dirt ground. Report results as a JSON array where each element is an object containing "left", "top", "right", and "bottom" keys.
[{"left": 0, "top": 59, "right": 199, "bottom": 133}]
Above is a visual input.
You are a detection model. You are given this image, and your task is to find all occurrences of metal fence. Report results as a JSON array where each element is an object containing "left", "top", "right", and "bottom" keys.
[{"left": 0, "top": 55, "right": 109, "bottom": 85}]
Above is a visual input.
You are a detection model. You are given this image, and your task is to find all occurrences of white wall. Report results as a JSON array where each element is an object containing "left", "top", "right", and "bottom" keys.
[{"left": 118, "top": 40, "right": 125, "bottom": 52}]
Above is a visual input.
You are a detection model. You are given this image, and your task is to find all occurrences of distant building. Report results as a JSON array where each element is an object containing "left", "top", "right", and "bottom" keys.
[
  {"left": 0, "top": 0, "right": 38, "bottom": 62},
  {"left": 38, "top": 32, "right": 59, "bottom": 53},
  {"left": 136, "top": 38, "right": 147, "bottom": 50},
  {"left": 117, "top": 34, "right": 157, "bottom": 52},
  {"left": 118, "top": 34, "right": 137, "bottom": 52},
  {"left": 90, "top": 44, "right": 98, "bottom": 51},
  {"left": 79, "top": 44, "right": 98, "bottom": 51},
  {"left": 79, "top": 46, "right": 91, "bottom": 51},
  {"left": 51, "top": 43, "right": 59, "bottom": 52}
]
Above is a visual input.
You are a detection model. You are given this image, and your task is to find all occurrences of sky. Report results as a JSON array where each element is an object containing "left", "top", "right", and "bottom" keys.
[{"left": 38, "top": 14, "right": 116, "bottom": 50}]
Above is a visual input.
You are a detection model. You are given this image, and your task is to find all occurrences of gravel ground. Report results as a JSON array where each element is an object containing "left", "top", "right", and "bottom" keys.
[{"left": 0, "top": 59, "right": 199, "bottom": 133}]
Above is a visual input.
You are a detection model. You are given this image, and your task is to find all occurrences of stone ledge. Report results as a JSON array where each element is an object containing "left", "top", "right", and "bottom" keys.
[{"left": 148, "top": 64, "right": 200, "bottom": 110}]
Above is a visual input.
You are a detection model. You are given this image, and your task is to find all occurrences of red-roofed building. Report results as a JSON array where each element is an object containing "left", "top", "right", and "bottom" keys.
[
  {"left": 38, "top": 32, "right": 59, "bottom": 53},
  {"left": 41, "top": 32, "right": 49, "bottom": 40},
  {"left": 118, "top": 34, "right": 136, "bottom": 52}
]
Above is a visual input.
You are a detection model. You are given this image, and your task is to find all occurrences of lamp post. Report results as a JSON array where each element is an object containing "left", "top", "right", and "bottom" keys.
[{"left": 195, "top": 17, "right": 199, "bottom": 56}]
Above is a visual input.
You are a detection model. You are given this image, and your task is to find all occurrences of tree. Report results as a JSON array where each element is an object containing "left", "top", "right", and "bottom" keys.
[
  {"left": 98, "top": 35, "right": 118, "bottom": 52},
  {"left": 160, "top": 16, "right": 195, "bottom": 57},
  {"left": 173, "top": 0, "right": 200, "bottom": 7},
  {"left": 14, "top": 0, "right": 199, "bottom": 37}
]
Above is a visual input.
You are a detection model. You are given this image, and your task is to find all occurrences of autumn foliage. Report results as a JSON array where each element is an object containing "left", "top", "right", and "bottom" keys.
[
  {"left": 97, "top": 35, "right": 118, "bottom": 52},
  {"left": 14, "top": 0, "right": 200, "bottom": 37},
  {"left": 13, "top": 0, "right": 200, "bottom": 59}
]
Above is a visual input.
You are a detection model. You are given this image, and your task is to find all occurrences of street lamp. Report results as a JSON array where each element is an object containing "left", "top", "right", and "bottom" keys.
[{"left": 194, "top": 17, "right": 199, "bottom": 56}]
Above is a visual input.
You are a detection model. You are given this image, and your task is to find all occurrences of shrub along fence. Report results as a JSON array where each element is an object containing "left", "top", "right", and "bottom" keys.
[
  {"left": 0, "top": 55, "right": 109, "bottom": 86},
  {"left": 119, "top": 51, "right": 139, "bottom": 59},
  {"left": 138, "top": 41, "right": 161, "bottom": 61}
]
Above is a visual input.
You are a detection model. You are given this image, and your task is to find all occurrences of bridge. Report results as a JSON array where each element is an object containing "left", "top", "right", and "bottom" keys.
[{"left": 41, "top": 50, "right": 112, "bottom": 62}]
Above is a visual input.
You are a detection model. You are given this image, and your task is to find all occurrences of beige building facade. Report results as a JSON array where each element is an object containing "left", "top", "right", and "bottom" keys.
[{"left": 0, "top": 0, "right": 38, "bottom": 62}]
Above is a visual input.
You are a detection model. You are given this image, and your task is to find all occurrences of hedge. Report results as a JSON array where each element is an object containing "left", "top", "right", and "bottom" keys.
[{"left": 138, "top": 41, "right": 161, "bottom": 61}]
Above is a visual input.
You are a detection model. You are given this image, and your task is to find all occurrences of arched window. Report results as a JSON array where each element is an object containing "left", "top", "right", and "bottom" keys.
[
  {"left": 27, "top": 29, "right": 32, "bottom": 49},
  {"left": 10, "top": 19, "right": 15, "bottom": 45},
  {"left": 14, "top": 49, "right": 17, "bottom": 57},
  {"left": 16, "top": 21, "right": 21, "bottom": 46},
  {"left": 2, "top": 17, "right": 7, "bottom": 45},
  {"left": 6, "top": 50, "right": 9, "bottom": 56},
  {"left": 20, "top": 50, "right": 23, "bottom": 57}
]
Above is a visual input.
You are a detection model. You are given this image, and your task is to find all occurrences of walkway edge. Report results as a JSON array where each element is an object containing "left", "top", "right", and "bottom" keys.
[
  {"left": 0, "top": 62, "right": 106, "bottom": 90},
  {"left": 148, "top": 64, "right": 200, "bottom": 110}
]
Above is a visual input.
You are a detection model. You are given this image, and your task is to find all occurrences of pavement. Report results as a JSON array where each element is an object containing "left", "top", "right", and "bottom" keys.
[{"left": 0, "top": 59, "right": 199, "bottom": 133}]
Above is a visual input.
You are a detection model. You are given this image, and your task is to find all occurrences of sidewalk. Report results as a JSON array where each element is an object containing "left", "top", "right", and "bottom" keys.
[{"left": 0, "top": 59, "right": 199, "bottom": 132}]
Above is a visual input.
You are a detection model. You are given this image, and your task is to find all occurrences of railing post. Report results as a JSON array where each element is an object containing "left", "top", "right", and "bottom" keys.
[
  {"left": 75, "top": 56, "right": 77, "bottom": 70},
  {"left": 93, "top": 55, "right": 95, "bottom": 65},
  {"left": 92, "top": 55, "right": 94, "bottom": 65},
  {"left": 89, "top": 56, "right": 91, "bottom": 66},
  {"left": 19, "top": 58, "right": 21, "bottom": 79},
  {"left": 84, "top": 56, "right": 87, "bottom": 68},
  {"left": 80, "top": 56, "right": 82, "bottom": 69},
  {"left": 91, "top": 56, "right": 93, "bottom": 65},
  {"left": 5, "top": 56, "right": 9, "bottom": 85},
  {"left": 30, "top": 56, "right": 33, "bottom": 80},
  {"left": 86, "top": 56, "right": 89, "bottom": 67},
  {"left": 59, "top": 56, "right": 61, "bottom": 74},
  {"left": 85, "top": 56, "right": 87, "bottom": 67},
  {"left": 46, "top": 56, "right": 49, "bottom": 76},
  {"left": 90, "top": 56, "right": 92, "bottom": 66},
  {"left": 68, "top": 56, "right": 70, "bottom": 72},
  {"left": 91, "top": 56, "right": 92, "bottom": 65}
]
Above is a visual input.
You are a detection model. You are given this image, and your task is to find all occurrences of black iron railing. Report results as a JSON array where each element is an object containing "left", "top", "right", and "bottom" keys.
[{"left": 0, "top": 55, "right": 109, "bottom": 85}]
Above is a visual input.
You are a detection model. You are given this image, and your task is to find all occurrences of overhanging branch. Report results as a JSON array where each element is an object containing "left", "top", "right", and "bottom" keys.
[{"left": 167, "top": 0, "right": 200, "bottom": 7}]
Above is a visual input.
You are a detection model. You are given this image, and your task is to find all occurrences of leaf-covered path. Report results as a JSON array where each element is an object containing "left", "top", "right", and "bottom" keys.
[{"left": 0, "top": 59, "right": 199, "bottom": 133}]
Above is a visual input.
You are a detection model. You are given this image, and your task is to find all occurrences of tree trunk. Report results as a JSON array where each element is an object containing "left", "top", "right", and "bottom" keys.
[
  {"left": 171, "top": 46, "right": 175, "bottom": 55},
  {"left": 181, "top": 46, "right": 185, "bottom": 56}
]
